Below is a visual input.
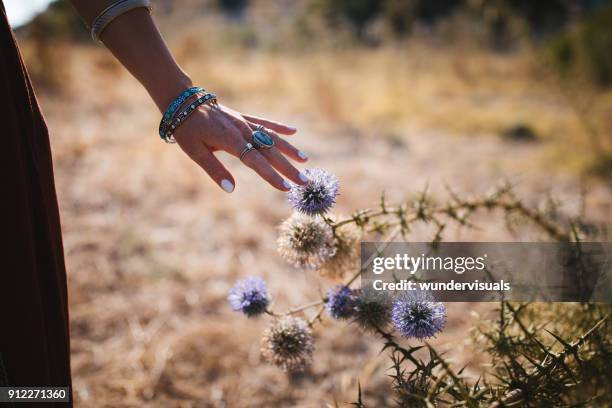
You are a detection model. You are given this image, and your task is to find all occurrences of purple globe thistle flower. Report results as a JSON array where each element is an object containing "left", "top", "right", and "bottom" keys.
[
  {"left": 261, "top": 316, "right": 314, "bottom": 372},
  {"left": 325, "top": 285, "right": 357, "bottom": 320},
  {"left": 287, "top": 168, "right": 339, "bottom": 216},
  {"left": 391, "top": 291, "right": 446, "bottom": 340},
  {"left": 228, "top": 277, "right": 270, "bottom": 317},
  {"left": 352, "top": 288, "right": 392, "bottom": 331}
]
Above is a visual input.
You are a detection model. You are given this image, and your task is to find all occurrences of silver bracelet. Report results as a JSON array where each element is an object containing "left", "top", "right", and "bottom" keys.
[{"left": 90, "top": 0, "right": 152, "bottom": 43}]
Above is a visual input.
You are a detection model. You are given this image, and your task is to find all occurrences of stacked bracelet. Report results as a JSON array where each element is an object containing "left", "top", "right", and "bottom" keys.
[
  {"left": 158, "top": 86, "right": 204, "bottom": 138},
  {"left": 158, "top": 87, "right": 218, "bottom": 143},
  {"left": 90, "top": 0, "right": 152, "bottom": 42}
]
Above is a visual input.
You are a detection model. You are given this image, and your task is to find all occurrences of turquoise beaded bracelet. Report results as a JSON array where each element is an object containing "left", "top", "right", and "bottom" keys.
[
  {"left": 159, "top": 86, "right": 204, "bottom": 138},
  {"left": 162, "top": 92, "right": 217, "bottom": 143}
]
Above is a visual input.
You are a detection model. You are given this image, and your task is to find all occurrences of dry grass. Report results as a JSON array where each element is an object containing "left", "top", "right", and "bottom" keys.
[
  {"left": 170, "top": 30, "right": 612, "bottom": 175},
  {"left": 19, "top": 20, "right": 611, "bottom": 406}
]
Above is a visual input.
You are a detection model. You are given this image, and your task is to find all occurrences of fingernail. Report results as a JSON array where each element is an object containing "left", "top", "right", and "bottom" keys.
[
  {"left": 298, "top": 150, "right": 308, "bottom": 160},
  {"left": 299, "top": 172, "right": 309, "bottom": 183},
  {"left": 282, "top": 180, "right": 292, "bottom": 190},
  {"left": 287, "top": 125, "right": 297, "bottom": 132},
  {"left": 221, "top": 179, "right": 234, "bottom": 193}
]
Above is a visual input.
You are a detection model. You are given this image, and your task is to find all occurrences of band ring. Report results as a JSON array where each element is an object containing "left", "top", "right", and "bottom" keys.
[
  {"left": 251, "top": 125, "right": 275, "bottom": 150},
  {"left": 239, "top": 143, "right": 256, "bottom": 161}
]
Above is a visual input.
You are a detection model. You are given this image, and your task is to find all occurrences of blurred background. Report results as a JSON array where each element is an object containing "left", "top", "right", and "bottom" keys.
[{"left": 6, "top": 0, "right": 612, "bottom": 406}]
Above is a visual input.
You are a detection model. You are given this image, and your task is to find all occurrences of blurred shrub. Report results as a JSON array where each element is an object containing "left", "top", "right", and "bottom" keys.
[
  {"left": 504, "top": 0, "right": 571, "bottom": 34},
  {"left": 23, "top": 3, "right": 70, "bottom": 92},
  {"left": 311, "top": 0, "right": 382, "bottom": 39},
  {"left": 548, "top": 6, "right": 612, "bottom": 88},
  {"left": 383, "top": 0, "right": 464, "bottom": 37},
  {"left": 215, "top": 0, "right": 249, "bottom": 15},
  {"left": 382, "top": 0, "right": 414, "bottom": 36},
  {"left": 500, "top": 123, "right": 539, "bottom": 142},
  {"left": 19, "top": 0, "right": 87, "bottom": 93},
  {"left": 312, "top": 0, "right": 464, "bottom": 39},
  {"left": 407, "top": 0, "right": 464, "bottom": 22},
  {"left": 310, "top": 0, "right": 610, "bottom": 48},
  {"left": 22, "top": 0, "right": 87, "bottom": 42}
]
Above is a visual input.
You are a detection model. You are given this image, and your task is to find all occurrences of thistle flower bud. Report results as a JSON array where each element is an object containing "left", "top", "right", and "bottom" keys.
[
  {"left": 227, "top": 277, "right": 270, "bottom": 317},
  {"left": 277, "top": 212, "right": 336, "bottom": 269},
  {"left": 261, "top": 316, "right": 314, "bottom": 372},
  {"left": 287, "top": 168, "right": 339, "bottom": 216},
  {"left": 325, "top": 285, "right": 357, "bottom": 320},
  {"left": 391, "top": 291, "right": 446, "bottom": 340},
  {"left": 319, "top": 222, "right": 361, "bottom": 280},
  {"left": 352, "top": 288, "right": 392, "bottom": 331}
]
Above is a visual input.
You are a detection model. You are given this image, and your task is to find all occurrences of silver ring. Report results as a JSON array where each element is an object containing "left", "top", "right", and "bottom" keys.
[
  {"left": 251, "top": 125, "right": 275, "bottom": 150},
  {"left": 239, "top": 143, "right": 255, "bottom": 161}
]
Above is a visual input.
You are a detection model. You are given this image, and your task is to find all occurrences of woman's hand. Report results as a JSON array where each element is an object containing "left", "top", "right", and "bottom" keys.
[
  {"left": 67, "top": 3, "right": 308, "bottom": 193},
  {"left": 172, "top": 103, "right": 309, "bottom": 193}
]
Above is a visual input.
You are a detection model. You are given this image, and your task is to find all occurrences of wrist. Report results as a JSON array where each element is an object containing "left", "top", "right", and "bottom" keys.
[{"left": 148, "top": 71, "right": 194, "bottom": 113}]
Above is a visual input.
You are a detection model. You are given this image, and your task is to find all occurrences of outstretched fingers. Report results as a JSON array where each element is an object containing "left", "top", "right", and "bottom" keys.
[
  {"left": 242, "top": 114, "right": 297, "bottom": 136},
  {"left": 178, "top": 141, "right": 235, "bottom": 193},
  {"left": 174, "top": 105, "right": 307, "bottom": 193},
  {"left": 228, "top": 117, "right": 295, "bottom": 192},
  {"left": 260, "top": 147, "right": 308, "bottom": 185},
  {"left": 247, "top": 123, "right": 308, "bottom": 163},
  {"left": 240, "top": 149, "right": 292, "bottom": 192}
]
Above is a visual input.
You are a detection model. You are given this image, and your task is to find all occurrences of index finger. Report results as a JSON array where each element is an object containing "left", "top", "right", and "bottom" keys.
[{"left": 241, "top": 114, "right": 297, "bottom": 135}]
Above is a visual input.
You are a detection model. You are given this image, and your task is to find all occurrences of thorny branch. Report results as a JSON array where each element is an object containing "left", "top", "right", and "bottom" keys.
[{"left": 265, "top": 184, "right": 609, "bottom": 406}]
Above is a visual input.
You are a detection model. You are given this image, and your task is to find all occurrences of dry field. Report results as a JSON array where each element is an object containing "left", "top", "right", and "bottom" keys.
[{"left": 23, "top": 25, "right": 611, "bottom": 407}]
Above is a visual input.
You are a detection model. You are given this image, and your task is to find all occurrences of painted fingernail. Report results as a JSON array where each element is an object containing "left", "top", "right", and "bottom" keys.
[
  {"left": 287, "top": 125, "right": 297, "bottom": 132},
  {"left": 298, "top": 151, "right": 308, "bottom": 160},
  {"left": 282, "top": 180, "right": 292, "bottom": 190},
  {"left": 299, "top": 172, "right": 309, "bottom": 183},
  {"left": 221, "top": 179, "right": 234, "bottom": 193}
]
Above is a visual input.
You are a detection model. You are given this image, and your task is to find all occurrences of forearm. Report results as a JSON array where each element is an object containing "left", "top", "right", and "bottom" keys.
[
  {"left": 70, "top": 1, "right": 192, "bottom": 112},
  {"left": 69, "top": 1, "right": 307, "bottom": 193}
]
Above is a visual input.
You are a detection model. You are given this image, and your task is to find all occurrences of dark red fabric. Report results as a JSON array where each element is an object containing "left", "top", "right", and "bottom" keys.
[{"left": 0, "top": 2, "right": 72, "bottom": 405}]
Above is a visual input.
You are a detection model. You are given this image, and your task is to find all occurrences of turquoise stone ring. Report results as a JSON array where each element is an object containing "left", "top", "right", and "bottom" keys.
[{"left": 251, "top": 126, "right": 275, "bottom": 149}]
